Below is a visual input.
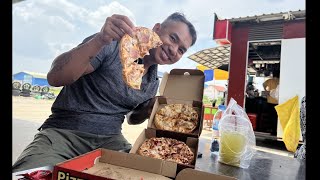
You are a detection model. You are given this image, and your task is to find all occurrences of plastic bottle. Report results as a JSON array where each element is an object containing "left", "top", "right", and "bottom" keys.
[
  {"left": 210, "top": 105, "right": 226, "bottom": 155},
  {"left": 212, "top": 105, "right": 226, "bottom": 137}
]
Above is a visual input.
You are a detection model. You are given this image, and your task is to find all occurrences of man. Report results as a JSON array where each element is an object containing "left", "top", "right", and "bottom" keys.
[
  {"left": 263, "top": 70, "right": 280, "bottom": 135},
  {"left": 294, "top": 96, "right": 306, "bottom": 160},
  {"left": 263, "top": 70, "right": 280, "bottom": 105},
  {"left": 12, "top": 12, "right": 197, "bottom": 172}
]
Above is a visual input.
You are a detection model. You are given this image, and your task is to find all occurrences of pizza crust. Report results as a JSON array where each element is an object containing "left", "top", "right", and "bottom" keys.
[
  {"left": 119, "top": 27, "right": 162, "bottom": 89},
  {"left": 154, "top": 104, "right": 199, "bottom": 133},
  {"left": 137, "top": 137, "right": 194, "bottom": 165}
]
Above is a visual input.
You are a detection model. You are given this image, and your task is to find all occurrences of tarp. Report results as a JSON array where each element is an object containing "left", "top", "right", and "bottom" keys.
[
  {"left": 204, "top": 70, "right": 214, "bottom": 82},
  {"left": 189, "top": 45, "right": 231, "bottom": 69},
  {"left": 275, "top": 95, "right": 301, "bottom": 152},
  {"left": 197, "top": 64, "right": 229, "bottom": 81},
  {"left": 214, "top": 69, "right": 229, "bottom": 80},
  {"left": 196, "top": 64, "right": 210, "bottom": 72}
]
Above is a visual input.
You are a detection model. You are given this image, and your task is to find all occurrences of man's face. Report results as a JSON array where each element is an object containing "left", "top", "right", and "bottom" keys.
[{"left": 151, "top": 21, "right": 193, "bottom": 65}]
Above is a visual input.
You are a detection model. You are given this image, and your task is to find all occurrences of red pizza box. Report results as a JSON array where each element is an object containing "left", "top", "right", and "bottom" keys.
[
  {"left": 52, "top": 147, "right": 236, "bottom": 180},
  {"left": 148, "top": 69, "right": 205, "bottom": 137},
  {"left": 130, "top": 128, "right": 199, "bottom": 178}
]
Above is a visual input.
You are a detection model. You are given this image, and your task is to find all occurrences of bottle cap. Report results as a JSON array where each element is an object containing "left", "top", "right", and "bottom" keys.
[{"left": 218, "top": 105, "right": 226, "bottom": 111}]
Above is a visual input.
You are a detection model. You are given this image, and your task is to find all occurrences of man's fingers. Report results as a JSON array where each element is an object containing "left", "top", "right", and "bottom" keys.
[
  {"left": 111, "top": 15, "right": 135, "bottom": 37},
  {"left": 112, "top": 14, "right": 135, "bottom": 29},
  {"left": 104, "top": 26, "right": 121, "bottom": 40},
  {"left": 102, "top": 14, "right": 135, "bottom": 41},
  {"left": 110, "top": 24, "right": 125, "bottom": 38},
  {"left": 113, "top": 20, "right": 134, "bottom": 37}
]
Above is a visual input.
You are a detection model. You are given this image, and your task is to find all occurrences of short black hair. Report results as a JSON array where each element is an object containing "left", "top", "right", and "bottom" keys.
[{"left": 161, "top": 12, "right": 197, "bottom": 46}]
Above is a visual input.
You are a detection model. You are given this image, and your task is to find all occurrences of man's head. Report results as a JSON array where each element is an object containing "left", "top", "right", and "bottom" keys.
[{"left": 147, "top": 12, "right": 197, "bottom": 65}]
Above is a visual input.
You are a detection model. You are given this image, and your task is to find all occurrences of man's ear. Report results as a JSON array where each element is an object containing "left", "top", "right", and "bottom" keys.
[{"left": 152, "top": 23, "right": 161, "bottom": 33}]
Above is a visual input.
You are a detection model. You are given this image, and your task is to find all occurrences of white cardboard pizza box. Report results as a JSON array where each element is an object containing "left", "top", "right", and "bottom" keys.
[
  {"left": 148, "top": 69, "right": 205, "bottom": 137},
  {"left": 130, "top": 128, "right": 199, "bottom": 178}
]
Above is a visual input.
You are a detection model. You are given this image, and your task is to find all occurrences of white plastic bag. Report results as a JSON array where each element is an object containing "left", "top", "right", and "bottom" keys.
[{"left": 218, "top": 98, "right": 256, "bottom": 168}]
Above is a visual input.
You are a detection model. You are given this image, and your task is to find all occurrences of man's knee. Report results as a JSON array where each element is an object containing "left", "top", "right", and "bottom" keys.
[{"left": 99, "top": 135, "right": 132, "bottom": 152}]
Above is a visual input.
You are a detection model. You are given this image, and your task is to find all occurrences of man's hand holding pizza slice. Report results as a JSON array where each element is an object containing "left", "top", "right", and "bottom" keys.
[{"left": 95, "top": 14, "right": 136, "bottom": 46}]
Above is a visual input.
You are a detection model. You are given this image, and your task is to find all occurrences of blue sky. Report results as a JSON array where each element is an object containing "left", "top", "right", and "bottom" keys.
[{"left": 12, "top": 0, "right": 305, "bottom": 74}]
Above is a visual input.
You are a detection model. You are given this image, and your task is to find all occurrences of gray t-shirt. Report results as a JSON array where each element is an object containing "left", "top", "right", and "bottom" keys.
[{"left": 39, "top": 35, "right": 159, "bottom": 135}]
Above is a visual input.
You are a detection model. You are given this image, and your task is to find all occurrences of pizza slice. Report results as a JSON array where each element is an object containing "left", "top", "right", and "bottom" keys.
[
  {"left": 119, "top": 27, "right": 163, "bottom": 89},
  {"left": 120, "top": 35, "right": 140, "bottom": 68},
  {"left": 135, "top": 27, "right": 163, "bottom": 57},
  {"left": 122, "top": 63, "right": 145, "bottom": 90}
]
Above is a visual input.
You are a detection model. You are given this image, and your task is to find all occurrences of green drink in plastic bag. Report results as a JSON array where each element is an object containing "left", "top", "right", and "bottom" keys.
[
  {"left": 217, "top": 98, "right": 256, "bottom": 168},
  {"left": 219, "top": 131, "right": 247, "bottom": 167}
]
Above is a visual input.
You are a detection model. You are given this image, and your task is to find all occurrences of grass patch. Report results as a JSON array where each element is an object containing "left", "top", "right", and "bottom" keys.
[{"left": 49, "top": 87, "right": 62, "bottom": 96}]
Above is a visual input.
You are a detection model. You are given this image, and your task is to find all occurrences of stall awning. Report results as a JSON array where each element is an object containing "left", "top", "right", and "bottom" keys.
[{"left": 188, "top": 44, "right": 231, "bottom": 69}]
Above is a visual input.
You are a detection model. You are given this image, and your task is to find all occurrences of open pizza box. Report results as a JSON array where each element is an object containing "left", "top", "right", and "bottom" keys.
[
  {"left": 52, "top": 147, "right": 236, "bottom": 180},
  {"left": 130, "top": 128, "right": 200, "bottom": 178},
  {"left": 148, "top": 69, "right": 205, "bottom": 137}
]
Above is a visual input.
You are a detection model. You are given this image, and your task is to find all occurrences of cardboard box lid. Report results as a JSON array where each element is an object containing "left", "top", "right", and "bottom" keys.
[
  {"left": 176, "top": 168, "right": 237, "bottom": 180},
  {"left": 159, "top": 69, "right": 204, "bottom": 102},
  {"left": 100, "top": 149, "right": 168, "bottom": 175}
]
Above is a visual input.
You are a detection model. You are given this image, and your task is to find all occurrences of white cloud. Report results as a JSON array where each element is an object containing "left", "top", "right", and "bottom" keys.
[
  {"left": 86, "top": 1, "right": 136, "bottom": 29},
  {"left": 13, "top": 0, "right": 137, "bottom": 74},
  {"left": 48, "top": 16, "right": 76, "bottom": 31},
  {"left": 13, "top": 53, "right": 53, "bottom": 74},
  {"left": 47, "top": 42, "right": 78, "bottom": 59},
  {"left": 36, "top": 0, "right": 87, "bottom": 20},
  {"left": 13, "top": 0, "right": 79, "bottom": 61},
  {"left": 12, "top": 0, "right": 305, "bottom": 74}
]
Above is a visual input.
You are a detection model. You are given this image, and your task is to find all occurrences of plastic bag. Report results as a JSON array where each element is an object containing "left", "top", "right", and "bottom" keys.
[
  {"left": 270, "top": 85, "right": 279, "bottom": 100},
  {"left": 275, "top": 95, "right": 300, "bottom": 152},
  {"left": 218, "top": 98, "right": 256, "bottom": 168}
]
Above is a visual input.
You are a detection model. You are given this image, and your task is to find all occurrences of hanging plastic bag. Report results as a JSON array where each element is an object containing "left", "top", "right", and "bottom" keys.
[
  {"left": 275, "top": 95, "right": 300, "bottom": 152},
  {"left": 218, "top": 98, "right": 256, "bottom": 168}
]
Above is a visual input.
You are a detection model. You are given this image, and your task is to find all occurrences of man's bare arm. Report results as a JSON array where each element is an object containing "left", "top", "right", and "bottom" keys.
[
  {"left": 47, "top": 14, "right": 135, "bottom": 87},
  {"left": 47, "top": 37, "right": 103, "bottom": 86},
  {"left": 126, "top": 97, "right": 158, "bottom": 125},
  {"left": 47, "top": 35, "right": 105, "bottom": 87}
]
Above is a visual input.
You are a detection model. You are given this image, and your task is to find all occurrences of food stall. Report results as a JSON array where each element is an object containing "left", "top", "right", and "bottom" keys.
[{"left": 189, "top": 10, "right": 305, "bottom": 140}]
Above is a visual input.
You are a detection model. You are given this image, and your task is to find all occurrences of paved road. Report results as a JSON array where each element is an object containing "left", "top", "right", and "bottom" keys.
[{"left": 12, "top": 118, "right": 42, "bottom": 164}]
